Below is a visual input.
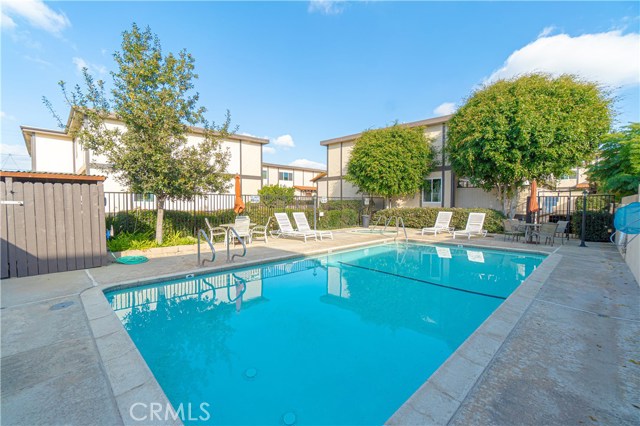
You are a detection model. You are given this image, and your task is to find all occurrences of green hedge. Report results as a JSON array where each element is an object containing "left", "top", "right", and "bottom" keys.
[
  {"left": 106, "top": 205, "right": 361, "bottom": 239},
  {"left": 571, "top": 211, "right": 613, "bottom": 242},
  {"left": 372, "top": 207, "right": 505, "bottom": 233}
]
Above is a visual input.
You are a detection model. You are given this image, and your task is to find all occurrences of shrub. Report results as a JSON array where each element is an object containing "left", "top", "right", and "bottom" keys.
[
  {"left": 372, "top": 207, "right": 505, "bottom": 233},
  {"left": 571, "top": 211, "right": 613, "bottom": 242},
  {"left": 107, "top": 231, "right": 197, "bottom": 252},
  {"left": 258, "top": 185, "right": 295, "bottom": 207}
]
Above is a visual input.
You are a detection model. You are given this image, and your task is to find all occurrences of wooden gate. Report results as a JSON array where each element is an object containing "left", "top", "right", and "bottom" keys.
[{"left": 1, "top": 172, "right": 107, "bottom": 279}]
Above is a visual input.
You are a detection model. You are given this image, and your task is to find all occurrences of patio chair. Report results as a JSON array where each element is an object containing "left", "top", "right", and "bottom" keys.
[
  {"left": 421, "top": 211, "right": 453, "bottom": 236},
  {"left": 531, "top": 222, "right": 559, "bottom": 246},
  {"left": 293, "top": 212, "right": 333, "bottom": 241},
  {"left": 273, "top": 213, "right": 317, "bottom": 242},
  {"left": 453, "top": 213, "right": 487, "bottom": 239},
  {"left": 204, "top": 218, "right": 226, "bottom": 243},
  {"left": 503, "top": 219, "right": 525, "bottom": 242},
  {"left": 231, "top": 216, "right": 252, "bottom": 245},
  {"left": 554, "top": 220, "right": 569, "bottom": 244},
  {"left": 250, "top": 217, "right": 271, "bottom": 244}
]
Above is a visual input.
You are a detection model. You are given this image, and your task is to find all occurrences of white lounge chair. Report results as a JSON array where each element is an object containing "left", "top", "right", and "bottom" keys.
[
  {"left": 453, "top": 213, "right": 488, "bottom": 239},
  {"left": 421, "top": 211, "right": 453, "bottom": 235},
  {"left": 274, "top": 213, "right": 317, "bottom": 242},
  {"left": 293, "top": 212, "right": 333, "bottom": 241}
]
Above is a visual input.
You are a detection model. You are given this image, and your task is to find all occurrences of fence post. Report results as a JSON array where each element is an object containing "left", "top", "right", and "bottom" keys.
[
  {"left": 580, "top": 190, "right": 587, "bottom": 247},
  {"left": 313, "top": 194, "right": 317, "bottom": 231}
]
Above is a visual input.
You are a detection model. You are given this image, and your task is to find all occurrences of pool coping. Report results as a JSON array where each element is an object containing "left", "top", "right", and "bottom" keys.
[{"left": 80, "top": 237, "right": 558, "bottom": 425}]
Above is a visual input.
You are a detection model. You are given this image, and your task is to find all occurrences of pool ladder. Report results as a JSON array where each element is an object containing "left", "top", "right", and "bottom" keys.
[
  {"left": 382, "top": 216, "right": 408, "bottom": 243},
  {"left": 197, "top": 229, "right": 216, "bottom": 266},
  {"left": 226, "top": 228, "right": 247, "bottom": 262},
  {"left": 196, "top": 227, "right": 248, "bottom": 266}
]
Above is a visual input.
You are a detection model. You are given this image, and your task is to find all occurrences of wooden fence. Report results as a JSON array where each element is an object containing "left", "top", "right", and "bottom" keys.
[{"left": 1, "top": 172, "right": 107, "bottom": 279}]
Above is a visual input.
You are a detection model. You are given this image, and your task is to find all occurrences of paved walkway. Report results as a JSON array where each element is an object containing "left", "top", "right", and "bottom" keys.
[
  {"left": 449, "top": 242, "right": 640, "bottom": 425},
  {"left": 1, "top": 230, "right": 638, "bottom": 425}
]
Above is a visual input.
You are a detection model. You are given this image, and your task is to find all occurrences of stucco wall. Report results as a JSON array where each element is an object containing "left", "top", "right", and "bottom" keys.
[{"left": 33, "top": 134, "right": 74, "bottom": 173}]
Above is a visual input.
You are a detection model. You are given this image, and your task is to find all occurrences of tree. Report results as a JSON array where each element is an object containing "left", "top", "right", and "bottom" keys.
[
  {"left": 446, "top": 73, "right": 612, "bottom": 216},
  {"left": 587, "top": 123, "right": 640, "bottom": 198},
  {"left": 345, "top": 124, "right": 436, "bottom": 207},
  {"left": 258, "top": 184, "right": 295, "bottom": 207},
  {"left": 44, "top": 24, "right": 230, "bottom": 243}
]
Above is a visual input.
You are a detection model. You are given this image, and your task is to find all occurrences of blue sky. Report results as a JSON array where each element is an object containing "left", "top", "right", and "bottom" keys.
[{"left": 1, "top": 1, "right": 639, "bottom": 171}]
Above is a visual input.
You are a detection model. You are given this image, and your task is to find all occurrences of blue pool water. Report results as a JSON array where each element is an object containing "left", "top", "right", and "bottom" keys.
[{"left": 106, "top": 243, "right": 544, "bottom": 425}]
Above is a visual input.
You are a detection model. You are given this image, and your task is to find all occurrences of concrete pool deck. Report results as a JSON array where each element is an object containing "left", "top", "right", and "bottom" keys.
[{"left": 1, "top": 230, "right": 638, "bottom": 425}]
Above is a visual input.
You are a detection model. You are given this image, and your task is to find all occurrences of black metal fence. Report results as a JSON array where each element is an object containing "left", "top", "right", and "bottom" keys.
[
  {"left": 528, "top": 193, "right": 616, "bottom": 242},
  {"left": 104, "top": 192, "right": 386, "bottom": 237}
]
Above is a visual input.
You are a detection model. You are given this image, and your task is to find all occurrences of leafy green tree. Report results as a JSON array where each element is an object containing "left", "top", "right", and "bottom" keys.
[
  {"left": 44, "top": 24, "right": 230, "bottom": 243},
  {"left": 345, "top": 124, "right": 436, "bottom": 206},
  {"left": 587, "top": 123, "right": 640, "bottom": 198},
  {"left": 258, "top": 184, "right": 295, "bottom": 207},
  {"left": 446, "top": 74, "right": 612, "bottom": 216}
]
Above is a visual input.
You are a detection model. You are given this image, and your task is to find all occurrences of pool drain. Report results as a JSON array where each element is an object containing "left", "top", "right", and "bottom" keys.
[
  {"left": 50, "top": 301, "right": 74, "bottom": 311},
  {"left": 244, "top": 368, "right": 257, "bottom": 379},
  {"left": 283, "top": 412, "right": 296, "bottom": 425}
]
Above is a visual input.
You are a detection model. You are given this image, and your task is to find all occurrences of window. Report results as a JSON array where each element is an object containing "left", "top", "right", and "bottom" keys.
[
  {"left": 262, "top": 169, "right": 267, "bottom": 179},
  {"left": 423, "top": 178, "right": 442, "bottom": 203},
  {"left": 133, "top": 193, "right": 154, "bottom": 202},
  {"left": 560, "top": 169, "right": 578, "bottom": 180},
  {"left": 279, "top": 171, "right": 293, "bottom": 181}
]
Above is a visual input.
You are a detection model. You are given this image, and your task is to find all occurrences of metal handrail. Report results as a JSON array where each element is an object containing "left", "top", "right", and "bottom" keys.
[
  {"left": 395, "top": 217, "right": 408, "bottom": 243},
  {"left": 197, "top": 229, "right": 216, "bottom": 266},
  {"left": 369, "top": 215, "right": 382, "bottom": 231},
  {"left": 227, "top": 227, "right": 247, "bottom": 262},
  {"left": 227, "top": 273, "right": 248, "bottom": 302}
]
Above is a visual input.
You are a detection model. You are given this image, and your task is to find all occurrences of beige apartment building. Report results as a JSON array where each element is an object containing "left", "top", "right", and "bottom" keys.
[
  {"left": 316, "top": 114, "right": 594, "bottom": 210},
  {"left": 315, "top": 114, "right": 501, "bottom": 208},
  {"left": 21, "top": 109, "right": 269, "bottom": 195},
  {"left": 262, "top": 162, "right": 325, "bottom": 196}
]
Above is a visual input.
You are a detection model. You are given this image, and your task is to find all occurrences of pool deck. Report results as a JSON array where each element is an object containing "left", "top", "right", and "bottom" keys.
[{"left": 1, "top": 230, "right": 638, "bottom": 425}]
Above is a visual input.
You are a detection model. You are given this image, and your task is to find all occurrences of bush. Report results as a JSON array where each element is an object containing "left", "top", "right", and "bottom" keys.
[
  {"left": 107, "top": 231, "right": 197, "bottom": 252},
  {"left": 372, "top": 207, "right": 505, "bottom": 233},
  {"left": 571, "top": 211, "right": 613, "bottom": 242},
  {"left": 258, "top": 185, "right": 295, "bottom": 207}
]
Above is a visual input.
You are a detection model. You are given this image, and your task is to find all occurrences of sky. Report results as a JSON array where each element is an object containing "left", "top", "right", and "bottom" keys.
[{"left": 1, "top": 1, "right": 639, "bottom": 172}]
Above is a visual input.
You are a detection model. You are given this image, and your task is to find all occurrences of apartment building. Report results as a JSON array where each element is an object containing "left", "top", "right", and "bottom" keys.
[
  {"left": 262, "top": 162, "right": 326, "bottom": 196},
  {"left": 21, "top": 109, "right": 268, "bottom": 195}
]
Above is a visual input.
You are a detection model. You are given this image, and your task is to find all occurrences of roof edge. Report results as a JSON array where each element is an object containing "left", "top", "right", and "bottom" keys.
[{"left": 319, "top": 114, "right": 453, "bottom": 146}]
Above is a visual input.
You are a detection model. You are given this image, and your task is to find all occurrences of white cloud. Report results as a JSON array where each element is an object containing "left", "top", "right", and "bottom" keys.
[
  {"left": 1, "top": 13, "right": 17, "bottom": 30},
  {"left": 0, "top": 142, "right": 28, "bottom": 156},
  {"left": 487, "top": 30, "right": 640, "bottom": 88},
  {"left": 0, "top": 111, "right": 17, "bottom": 121},
  {"left": 0, "top": 143, "right": 31, "bottom": 171},
  {"left": 289, "top": 159, "right": 327, "bottom": 170},
  {"left": 263, "top": 146, "right": 276, "bottom": 155},
  {"left": 2, "top": 0, "right": 70, "bottom": 35},
  {"left": 73, "top": 57, "right": 107, "bottom": 75},
  {"left": 23, "top": 55, "right": 53, "bottom": 67},
  {"left": 538, "top": 26, "right": 556, "bottom": 38},
  {"left": 273, "top": 134, "right": 295, "bottom": 149},
  {"left": 308, "top": 0, "right": 345, "bottom": 15},
  {"left": 433, "top": 102, "right": 456, "bottom": 116}
]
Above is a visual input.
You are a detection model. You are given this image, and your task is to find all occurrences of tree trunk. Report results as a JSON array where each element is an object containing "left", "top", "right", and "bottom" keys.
[{"left": 155, "top": 196, "right": 166, "bottom": 244}]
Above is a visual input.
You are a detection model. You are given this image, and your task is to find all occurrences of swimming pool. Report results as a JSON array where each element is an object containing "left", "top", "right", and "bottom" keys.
[{"left": 106, "top": 243, "right": 545, "bottom": 425}]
